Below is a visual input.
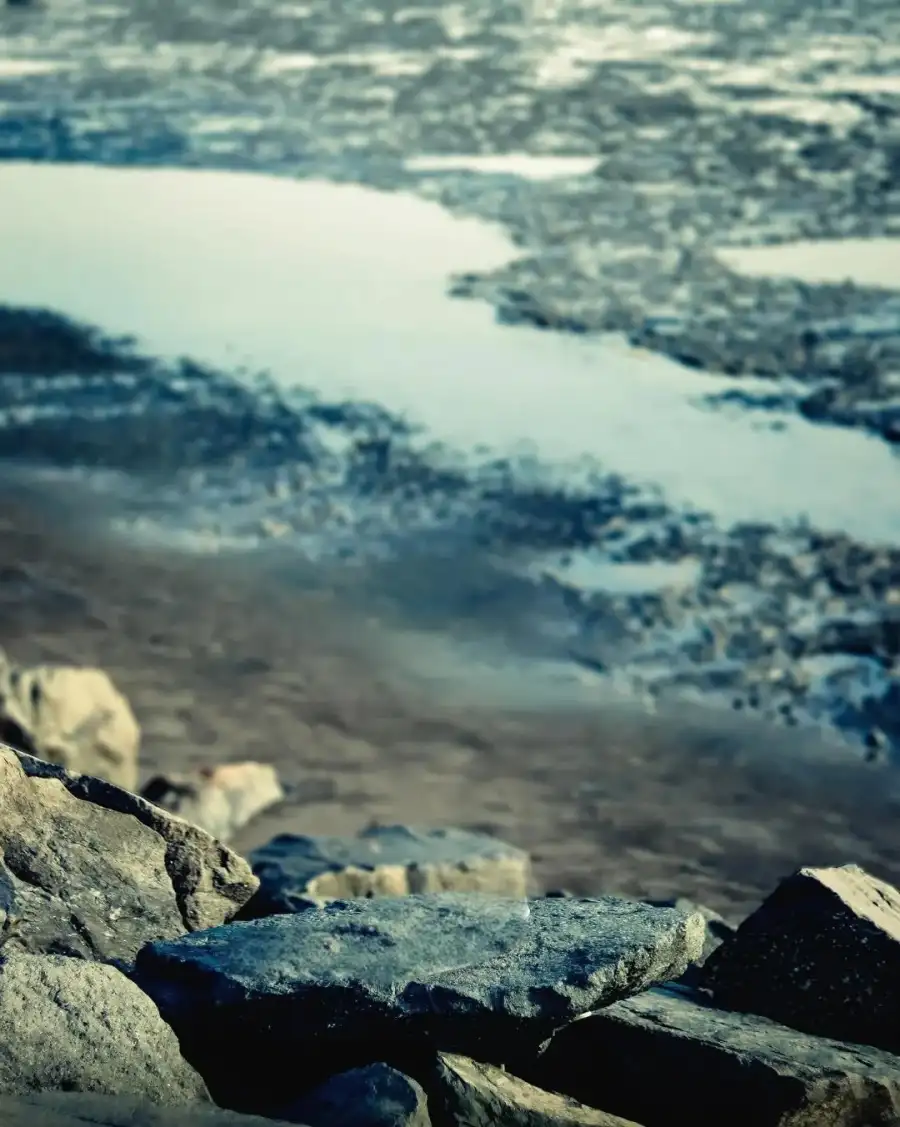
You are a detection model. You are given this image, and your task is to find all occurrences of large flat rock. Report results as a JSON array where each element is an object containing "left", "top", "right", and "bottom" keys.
[
  {"left": 0, "top": 953, "right": 210, "bottom": 1103},
  {"left": 703, "top": 864, "right": 900, "bottom": 1053},
  {"left": 134, "top": 893, "right": 703, "bottom": 1115},
  {"left": 532, "top": 984, "right": 900, "bottom": 1127},
  {"left": 0, "top": 744, "right": 257, "bottom": 961},
  {"left": 243, "top": 825, "right": 531, "bottom": 917}
]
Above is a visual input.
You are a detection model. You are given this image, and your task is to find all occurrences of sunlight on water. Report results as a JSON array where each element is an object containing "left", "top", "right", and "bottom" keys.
[
  {"left": 405, "top": 154, "right": 599, "bottom": 180},
  {"left": 1, "top": 161, "right": 899, "bottom": 543},
  {"left": 0, "top": 58, "right": 67, "bottom": 78},
  {"left": 717, "top": 238, "right": 900, "bottom": 289}
]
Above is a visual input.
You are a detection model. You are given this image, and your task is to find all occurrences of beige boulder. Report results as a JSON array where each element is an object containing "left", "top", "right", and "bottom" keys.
[
  {"left": 244, "top": 824, "right": 532, "bottom": 917},
  {"left": 142, "top": 761, "right": 284, "bottom": 843},
  {"left": 0, "top": 953, "right": 210, "bottom": 1102},
  {"left": 0, "top": 649, "right": 139, "bottom": 791},
  {"left": 0, "top": 743, "right": 257, "bottom": 962},
  {"left": 433, "top": 1054, "right": 642, "bottom": 1126}
]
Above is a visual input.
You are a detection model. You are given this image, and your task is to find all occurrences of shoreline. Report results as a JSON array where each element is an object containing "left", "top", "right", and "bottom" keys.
[{"left": 2, "top": 471, "right": 898, "bottom": 919}]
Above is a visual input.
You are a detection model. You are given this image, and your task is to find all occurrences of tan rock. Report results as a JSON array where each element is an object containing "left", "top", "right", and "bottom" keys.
[
  {"left": 0, "top": 649, "right": 139, "bottom": 791},
  {"left": 245, "top": 824, "right": 532, "bottom": 916},
  {"left": 0, "top": 744, "right": 257, "bottom": 961},
  {"left": 142, "top": 761, "right": 285, "bottom": 843},
  {"left": 434, "top": 1054, "right": 642, "bottom": 1126},
  {"left": 0, "top": 953, "right": 210, "bottom": 1102}
]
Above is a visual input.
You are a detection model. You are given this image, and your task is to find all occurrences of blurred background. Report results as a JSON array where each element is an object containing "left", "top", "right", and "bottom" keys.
[{"left": 1, "top": 0, "right": 899, "bottom": 918}]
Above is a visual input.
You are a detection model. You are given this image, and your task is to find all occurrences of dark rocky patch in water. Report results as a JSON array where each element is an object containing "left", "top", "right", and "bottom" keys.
[{"left": 1, "top": 305, "right": 899, "bottom": 760}]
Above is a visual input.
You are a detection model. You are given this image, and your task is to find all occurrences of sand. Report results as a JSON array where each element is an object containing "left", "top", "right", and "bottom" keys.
[{"left": 2, "top": 474, "right": 898, "bottom": 922}]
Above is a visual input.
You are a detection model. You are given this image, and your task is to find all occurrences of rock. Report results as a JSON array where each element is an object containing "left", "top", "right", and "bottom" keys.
[
  {"left": 0, "top": 744, "right": 257, "bottom": 962},
  {"left": 0, "top": 650, "right": 139, "bottom": 791},
  {"left": 702, "top": 863, "right": 900, "bottom": 1053},
  {"left": 0, "top": 952, "right": 210, "bottom": 1102},
  {"left": 432, "top": 1054, "right": 641, "bottom": 1126},
  {"left": 0, "top": 1092, "right": 301, "bottom": 1126},
  {"left": 531, "top": 984, "right": 900, "bottom": 1127},
  {"left": 642, "top": 897, "right": 736, "bottom": 985},
  {"left": 278, "top": 1063, "right": 430, "bottom": 1127},
  {"left": 133, "top": 893, "right": 704, "bottom": 1114},
  {"left": 242, "top": 825, "right": 531, "bottom": 918},
  {"left": 142, "top": 762, "right": 284, "bottom": 844}
]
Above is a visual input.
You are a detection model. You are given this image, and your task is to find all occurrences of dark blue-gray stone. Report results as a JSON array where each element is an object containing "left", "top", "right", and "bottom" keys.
[
  {"left": 133, "top": 892, "right": 703, "bottom": 1115},
  {"left": 277, "top": 1063, "right": 429, "bottom": 1127},
  {"left": 531, "top": 984, "right": 900, "bottom": 1127},
  {"left": 703, "top": 864, "right": 900, "bottom": 1054}
]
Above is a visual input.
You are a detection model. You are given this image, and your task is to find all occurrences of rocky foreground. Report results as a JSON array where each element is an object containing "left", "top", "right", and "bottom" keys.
[{"left": 2, "top": 735, "right": 900, "bottom": 1127}]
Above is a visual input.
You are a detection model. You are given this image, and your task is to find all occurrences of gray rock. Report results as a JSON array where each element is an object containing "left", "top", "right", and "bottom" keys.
[
  {"left": 133, "top": 893, "right": 703, "bottom": 1114},
  {"left": 243, "top": 825, "right": 531, "bottom": 918},
  {"left": 432, "top": 1054, "right": 642, "bottom": 1126},
  {"left": 0, "top": 1092, "right": 302, "bottom": 1127},
  {"left": 142, "top": 762, "right": 284, "bottom": 845},
  {"left": 531, "top": 984, "right": 900, "bottom": 1127},
  {"left": 702, "top": 864, "right": 900, "bottom": 1053},
  {"left": 278, "top": 1063, "right": 430, "bottom": 1127},
  {"left": 0, "top": 952, "right": 210, "bottom": 1103},
  {"left": 0, "top": 744, "right": 257, "bottom": 962},
  {"left": 642, "top": 897, "right": 737, "bottom": 985},
  {"left": 0, "top": 650, "right": 139, "bottom": 792}
]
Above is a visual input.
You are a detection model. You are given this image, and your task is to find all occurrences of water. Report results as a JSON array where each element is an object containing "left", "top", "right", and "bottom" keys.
[
  {"left": 717, "top": 239, "right": 900, "bottom": 290},
  {"left": 2, "top": 160, "right": 899, "bottom": 547},
  {"left": 0, "top": 59, "right": 67, "bottom": 78},
  {"left": 405, "top": 154, "right": 600, "bottom": 180},
  {"left": 519, "top": 554, "right": 703, "bottom": 595}
]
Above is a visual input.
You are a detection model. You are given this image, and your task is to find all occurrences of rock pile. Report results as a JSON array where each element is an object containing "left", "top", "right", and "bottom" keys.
[
  {"left": 0, "top": 646, "right": 289, "bottom": 847},
  {"left": 2, "top": 738, "right": 900, "bottom": 1126},
  {"left": 0, "top": 744, "right": 256, "bottom": 961}
]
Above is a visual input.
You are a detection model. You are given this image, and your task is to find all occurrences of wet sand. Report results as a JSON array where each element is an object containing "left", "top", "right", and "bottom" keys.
[{"left": 2, "top": 474, "right": 899, "bottom": 921}]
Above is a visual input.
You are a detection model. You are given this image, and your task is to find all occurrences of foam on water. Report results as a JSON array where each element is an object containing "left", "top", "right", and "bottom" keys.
[{"left": 1, "top": 160, "right": 899, "bottom": 545}]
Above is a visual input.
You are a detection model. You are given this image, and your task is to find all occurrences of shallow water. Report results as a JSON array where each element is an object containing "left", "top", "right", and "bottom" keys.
[
  {"left": 716, "top": 239, "right": 900, "bottom": 290},
  {"left": 2, "top": 160, "right": 900, "bottom": 545},
  {"left": 0, "top": 58, "right": 67, "bottom": 78},
  {"left": 404, "top": 154, "right": 600, "bottom": 180},
  {"left": 521, "top": 554, "right": 704, "bottom": 595}
]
